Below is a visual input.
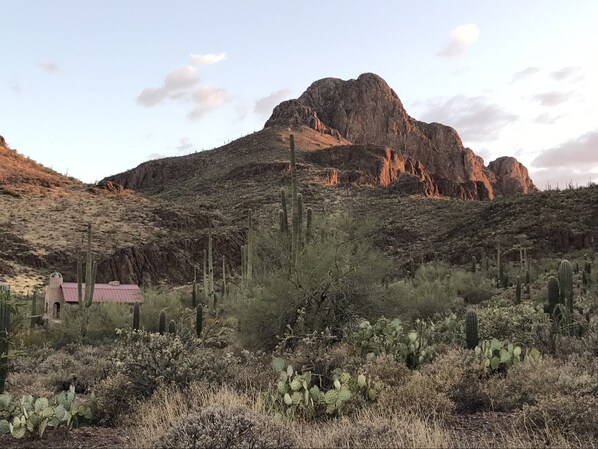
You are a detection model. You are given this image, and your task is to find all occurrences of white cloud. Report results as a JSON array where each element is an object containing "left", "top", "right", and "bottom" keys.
[
  {"left": 174, "top": 137, "right": 193, "bottom": 153},
  {"left": 190, "top": 53, "right": 226, "bottom": 65},
  {"left": 533, "top": 113, "right": 563, "bottom": 125},
  {"left": 550, "top": 66, "right": 580, "bottom": 81},
  {"left": 510, "top": 67, "right": 541, "bottom": 84},
  {"left": 187, "top": 85, "right": 227, "bottom": 121},
  {"left": 438, "top": 24, "right": 479, "bottom": 57},
  {"left": 529, "top": 91, "right": 574, "bottom": 106},
  {"left": 419, "top": 95, "right": 517, "bottom": 142},
  {"left": 9, "top": 79, "right": 21, "bottom": 93},
  {"left": 137, "top": 65, "right": 200, "bottom": 107},
  {"left": 39, "top": 61, "right": 60, "bottom": 73},
  {"left": 254, "top": 89, "right": 292, "bottom": 116},
  {"left": 531, "top": 129, "right": 598, "bottom": 169}
]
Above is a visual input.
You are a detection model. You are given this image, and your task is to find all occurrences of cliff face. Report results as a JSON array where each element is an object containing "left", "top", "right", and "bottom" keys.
[{"left": 266, "top": 73, "right": 537, "bottom": 199}]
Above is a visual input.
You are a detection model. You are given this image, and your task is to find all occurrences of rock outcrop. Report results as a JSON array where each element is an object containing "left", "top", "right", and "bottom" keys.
[
  {"left": 305, "top": 144, "right": 438, "bottom": 196},
  {"left": 488, "top": 156, "right": 536, "bottom": 195},
  {"left": 265, "top": 73, "right": 537, "bottom": 199}
]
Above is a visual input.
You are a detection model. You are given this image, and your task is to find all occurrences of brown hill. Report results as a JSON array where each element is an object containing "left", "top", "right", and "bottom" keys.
[
  {"left": 0, "top": 136, "right": 75, "bottom": 195},
  {"left": 265, "top": 73, "right": 536, "bottom": 199}
]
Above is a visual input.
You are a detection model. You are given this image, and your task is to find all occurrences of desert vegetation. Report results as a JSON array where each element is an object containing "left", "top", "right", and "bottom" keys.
[{"left": 0, "top": 136, "right": 597, "bottom": 448}]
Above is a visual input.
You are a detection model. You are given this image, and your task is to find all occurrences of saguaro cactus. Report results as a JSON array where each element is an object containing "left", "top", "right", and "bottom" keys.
[
  {"left": 208, "top": 221, "right": 215, "bottom": 305},
  {"left": 168, "top": 320, "right": 176, "bottom": 335},
  {"left": 77, "top": 223, "right": 97, "bottom": 338},
  {"left": 0, "top": 286, "right": 11, "bottom": 393},
  {"left": 280, "top": 188, "right": 289, "bottom": 235},
  {"left": 543, "top": 276, "right": 560, "bottom": 317},
  {"left": 558, "top": 260, "right": 573, "bottom": 313},
  {"left": 290, "top": 134, "right": 299, "bottom": 266},
  {"left": 133, "top": 302, "right": 140, "bottom": 330},
  {"left": 515, "top": 276, "right": 521, "bottom": 304},
  {"left": 465, "top": 309, "right": 479, "bottom": 349},
  {"left": 192, "top": 266, "right": 198, "bottom": 308},
  {"left": 246, "top": 210, "right": 253, "bottom": 281},
  {"left": 196, "top": 305, "right": 203, "bottom": 338},
  {"left": 471, "top": 256, "right": 477, "bottom": 274},
  {"left": 306, "top": 207, "right": 313, "bottom": 243},
  {"left": 159, "top": 310, "right": 166, "bottom": 335}
]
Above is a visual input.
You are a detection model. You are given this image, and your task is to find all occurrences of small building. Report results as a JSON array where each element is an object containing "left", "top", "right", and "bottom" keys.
[{"left": 44, "top": 272, "right": 143, "bottom": 319}]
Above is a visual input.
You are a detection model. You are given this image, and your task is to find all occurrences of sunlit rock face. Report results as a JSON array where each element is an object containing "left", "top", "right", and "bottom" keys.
[{"left": 266, "top": 73, "right": 537, "bottom": 199}]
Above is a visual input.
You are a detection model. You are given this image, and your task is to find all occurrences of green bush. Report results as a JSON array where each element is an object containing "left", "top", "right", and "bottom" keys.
[
  {"left": 238, "top": 215, "right": 393, "bottom": 350},
  {"left": 477, "top": 303, "right": 550, "bottom": 347}
]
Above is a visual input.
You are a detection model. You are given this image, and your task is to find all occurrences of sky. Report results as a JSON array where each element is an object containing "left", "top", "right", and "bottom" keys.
[{"left": 1, "top": 0, "right": 597, "bottom": 189}]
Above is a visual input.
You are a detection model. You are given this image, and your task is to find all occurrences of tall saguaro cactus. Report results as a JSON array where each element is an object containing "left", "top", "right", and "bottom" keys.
[
  {"left": 465, "top": 309, "right": 479, "bottom": 350},
  {"left": 77, "top": 223, "right": 97, "bottom": 338},
  {"left": 246, "top": 210, "right": 253, "bottom": 281},
  {"left": 208, "top": 221, "right": 215, "bottom": 306},
  {"left": 290, "top": 134, "right": 300, "bottom": 266},
  {"left": 558, "top": 260, "right": 574, "bottom": 313},
  {"left": 0, "top": 285, "right": 11, "bottom": 393},
  {"left": 192, "top": 266, "right": 198, "bottom": 308}
]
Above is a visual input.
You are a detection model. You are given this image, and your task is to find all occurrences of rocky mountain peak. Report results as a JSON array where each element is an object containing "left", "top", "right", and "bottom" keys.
[{"left": 265, "top": 73, "right": 537, "bottom": 199}]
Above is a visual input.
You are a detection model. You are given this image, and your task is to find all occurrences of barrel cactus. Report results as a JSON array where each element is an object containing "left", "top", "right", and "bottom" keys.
[{"left": 168, "top": 320, "right": 176, "bottom": 335}]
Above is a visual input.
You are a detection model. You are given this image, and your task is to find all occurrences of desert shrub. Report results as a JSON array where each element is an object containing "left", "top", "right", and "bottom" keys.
[
  {"left": 521, "top": 394, "right": 598, "bottom": 439},
  {"left": 138, "top": 288, "right": 190, "bottom": 333},
  {"left": 156, "top": 405, "right": 294, "bottom": 449},
  {"left": 9, "top": 344, "right": 111, "bottom": 396},
  {"left": 450, "top": 270, "right": 495, "bottom": 304},
  {"left": 113, "top": 329, "right": 235, "bottom": 398},
  {"left": 359, "top": 354, "right": 411, "bottom": 388},
  {"left": 375, "top": 349, "right": 466, "bottom": 419},
  {"left": 483, "top": 355, "right": 598, "bottom": 412},
  {"left": 385, "top": 264, "right": 465, "bottom": 323},
  {"left": 477, "top": 303, "right": 550, "bottom": 347},
  {"left": 93, "top": 373, "right": 137, "bottom": 427},
  {"left": 238, "top": 215, "right": 393, "bottom": 351},
  {"left": 56, "top": 302, "right": 132, "bottom": 345},
  {"left": 304, "top": 407, "right": 452, "bottom": 449}
]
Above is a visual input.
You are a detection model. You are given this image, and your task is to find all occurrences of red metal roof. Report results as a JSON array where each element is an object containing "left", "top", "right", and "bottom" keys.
[{"left": 61, "top": 283, "right": 143, "bottom": 304}]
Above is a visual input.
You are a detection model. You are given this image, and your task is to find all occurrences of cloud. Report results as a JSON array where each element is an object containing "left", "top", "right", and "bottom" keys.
[
  {"left": 137, "top": 65, "right": 200, "bottom": 107},
  {"left": 187, "top": 85, "right": 227, "bottom": 121},
  {"left": 531, "top": 129, "right": 598, "bottom": 169},
  {"left": 529, "top": 91, "right": 574, "bottom": 106},
  {"left": 254, "top": 89, "right": 292, "bottom": 116},
  {"left": 190, "top": 53, "right": 226, "bottom": 65},
  {"left": 147, "top": 153, "right": 166, "bottom": 160},
  {"left": 530, "top": 167, "right": 597, "bottom": 190},
  {"left": 39, "top": 61, "right": 60, "bottom": 73},
  {"left": 174, "top": 137, "right": 193, "bottom": 153},
  {"left": 419, "top": 95, "right": 518, "bottom": 142},
  {"left": 438, "top": 24, "right": 479, "bottom": 57},
  {"left": 533, "top": 113, "right": 563, "bottom": 125},
  {"left": 510, "top": 67, "right": 540, "bottom": 84},
  {"left": 9, "top": 79, "right": 21, "bottom": 93},
  {"left": 137, "top": 56, "right": 228, "bottom": 120},
  {"left": 550, "top": 66, "right": 580, "bottom": 81}
]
